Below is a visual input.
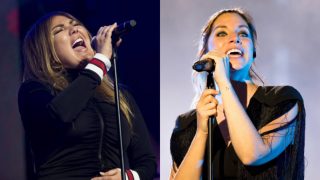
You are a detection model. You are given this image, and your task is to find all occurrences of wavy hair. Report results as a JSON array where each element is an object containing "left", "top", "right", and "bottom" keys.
[{"left": 22, "top": 11, "right": 133, "bottom": 126}]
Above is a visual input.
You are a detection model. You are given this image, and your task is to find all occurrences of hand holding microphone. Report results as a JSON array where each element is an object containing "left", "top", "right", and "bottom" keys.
[
  {"left": 193, "top": 50, "right": 231, "bottom": 85},
  {"left": 92, "top": 23, "right": 117, "bottom": 59},
  {"left": 91, "top": 20, "right": 137, "bottom": 59}
]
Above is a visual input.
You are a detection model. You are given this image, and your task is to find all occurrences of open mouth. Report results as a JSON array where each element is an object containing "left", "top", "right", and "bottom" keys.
[
  {"left": 226, "top": 49, "right": 243, "bottom": 57},
  {"left": 72, "top": 38, "right": 86, "bottom": 50}
]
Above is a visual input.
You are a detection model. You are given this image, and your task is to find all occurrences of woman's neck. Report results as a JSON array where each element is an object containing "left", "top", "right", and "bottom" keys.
[{"left": 230, "top": 68, "right": 251, "bottom": 82}]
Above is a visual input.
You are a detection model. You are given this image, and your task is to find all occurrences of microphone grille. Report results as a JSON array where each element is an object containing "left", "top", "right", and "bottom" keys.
[{"left": 129, "top": 20, "right": 137, "bottom": 27}]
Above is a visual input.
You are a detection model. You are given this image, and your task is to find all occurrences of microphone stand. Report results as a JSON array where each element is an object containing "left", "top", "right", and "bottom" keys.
[
  {"left": 111, "top": 47, "right": 126, "bottom": 180},
  {"left": 206, "top": 72, "right": 215, "bottom": 180},
  {"left": 192, "top": 59, "right": 216, "bottom": 179}
]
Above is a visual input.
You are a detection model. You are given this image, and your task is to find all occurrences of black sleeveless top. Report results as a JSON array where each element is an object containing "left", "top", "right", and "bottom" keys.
[{"left": 170, "top": 86, "right": 305, "bottom": 179}]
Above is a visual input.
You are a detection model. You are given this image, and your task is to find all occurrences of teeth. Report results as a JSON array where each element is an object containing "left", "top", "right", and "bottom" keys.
[
  {"left": 72, "top": 38, "right": 84, "bottom": 48},
  {"left": 227, "top": 49, "right": 242, "bottom": 55}
]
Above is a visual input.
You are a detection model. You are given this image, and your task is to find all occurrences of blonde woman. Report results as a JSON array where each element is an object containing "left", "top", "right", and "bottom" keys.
[
  {"left": 19, "top": 11, "right": 156, "bottom": 180},
  {"left": 170, "top": 8, "right": 305, "bottom": 179}
]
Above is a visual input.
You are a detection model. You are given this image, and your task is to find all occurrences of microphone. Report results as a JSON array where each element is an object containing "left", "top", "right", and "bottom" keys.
[
  {"left": 91, "top": 20, "right": 137, "bottom": 48},
  {"left": 192, "top": 58, "right": 215, "bottom": 72},
  {"left": 112, "top": 20, "right": 136, "bottom": 41}
]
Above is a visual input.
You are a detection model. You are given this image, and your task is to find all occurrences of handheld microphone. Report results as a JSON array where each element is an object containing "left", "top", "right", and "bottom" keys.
[
  {"left": 192, "top": 58, "right": 215, "bottom": 72},
  {"left": 91, "top": 20, "right": 136, "bottom": 48},
  {"left": 112, "top": 20, "right": 136, "bottom": 41}
]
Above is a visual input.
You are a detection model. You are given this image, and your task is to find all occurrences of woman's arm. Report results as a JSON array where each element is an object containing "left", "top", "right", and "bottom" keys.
[
  {"left": 201, "top": 50, "right": 299, "bottom": 166},
  {"left": 19, "top": 69, "right": 101, "bottom": 125},
  {"left": 18, "top": 69, "right": 103, "bottom": 158},
  {"left": 170, "top": 130, "right": 208, "bottom": 180},
  {"left": 48, "top": 69, "right": 102, "bottom": 122},
  {"left": 171, "top": 89, "right": 219, "bottom": 180},
  {"left": 219, "top": 82, "right": 298, "bottom": 165}
]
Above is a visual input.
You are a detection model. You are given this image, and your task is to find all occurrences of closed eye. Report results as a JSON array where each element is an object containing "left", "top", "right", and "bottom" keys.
[
  {"left": 52, "top": 22, "right": 82, "bottom": 35},
  {"left": 73, "top": 22, "right": 81, "bottom": 26},
  {"left": 53, "top": 27, "right": 64, "bottom": 35},
  {"left": 71, "top": 19, "right": 82, "bottom": 27}
]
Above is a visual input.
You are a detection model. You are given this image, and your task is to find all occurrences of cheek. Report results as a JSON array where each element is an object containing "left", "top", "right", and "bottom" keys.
[
  {"left": 214, "top": 40, "right": 225, "bottom": 49},
  {"left": 79, "top": 27, "right": 89, "bottom": 35},
  {"left": 208, "top": 38, "right": 225, "bottom": 51},
  {"left": 243, "top": 40, "right": 254, "bottom": 55},
  {"left": 53, "top": 36, "right": 71, "bottom": 59}
]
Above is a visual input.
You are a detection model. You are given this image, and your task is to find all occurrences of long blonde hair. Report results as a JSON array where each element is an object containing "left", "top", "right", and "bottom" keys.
[
  {"left": 191, "top": 8, "right": 262, "bottom": 108},
  {"left": 22, "top": 11, "right": 133, "bottom": 126}
]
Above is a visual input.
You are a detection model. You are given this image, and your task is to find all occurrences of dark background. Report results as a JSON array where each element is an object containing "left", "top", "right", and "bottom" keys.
[{"left": 0, "top": 0, "right": 159, "bottom": 179}]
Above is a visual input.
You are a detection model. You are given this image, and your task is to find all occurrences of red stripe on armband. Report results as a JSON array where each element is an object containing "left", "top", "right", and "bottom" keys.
[
  {"left": 89, "top": 58, "right": 107, "bottom": 75},
  {"left": 126, "top": 169, "right": 134, "bottom": 180}
]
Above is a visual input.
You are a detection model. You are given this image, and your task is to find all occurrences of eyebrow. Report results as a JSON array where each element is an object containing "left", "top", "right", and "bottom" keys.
[
  {"left": 213, "top": 24, "right": 249, "bottom": 31},
  {"left": 51, "top": 19, "right": 76, "bottom": 31}
]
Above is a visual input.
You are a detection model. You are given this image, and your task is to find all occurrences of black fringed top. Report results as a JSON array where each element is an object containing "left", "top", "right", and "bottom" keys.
[{"left": 170, "top": 86, "right": 305, "bottom": 179}]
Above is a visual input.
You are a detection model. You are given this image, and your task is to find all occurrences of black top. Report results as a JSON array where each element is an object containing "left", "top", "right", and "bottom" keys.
[
  {"left": 18, "top": 69, "right": 156, "bottom": 180},
  {"left": 170, "top": 86, "right": 304, "bottom": 179}
]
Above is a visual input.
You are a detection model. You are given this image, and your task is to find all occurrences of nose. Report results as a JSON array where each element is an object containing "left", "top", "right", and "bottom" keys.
[
  {"left": 229, "top": 34, "right": 241, "bottom": 44},
  {"left": 70, "top": 26, "right": 79, "bottom": 35}
]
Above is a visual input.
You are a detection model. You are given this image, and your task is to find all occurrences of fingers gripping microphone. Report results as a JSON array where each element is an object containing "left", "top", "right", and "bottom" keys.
[
  {"left": 192, "top": 59, "right": 215, "bottom": 72},
  {"left": 112, "top": 20, "right": 136, "bottom": 42},
  {"left": 91, "top": 20, "right": 137, "bottom": 49}
]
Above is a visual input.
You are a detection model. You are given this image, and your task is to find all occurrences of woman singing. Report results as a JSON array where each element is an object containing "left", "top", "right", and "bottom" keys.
[
  {"left": 19, "top": 11, "right": 156, "bottom": 180},
  {"left": 170, "top": 8, "right": 305, "bottom": 179}
]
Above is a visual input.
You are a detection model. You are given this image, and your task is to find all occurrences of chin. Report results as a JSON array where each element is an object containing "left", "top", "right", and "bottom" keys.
[
  {"left": 230, "top": 64, "right": 244, "bottom": 71},
  {"left": 82, "top": 53, "right": 94, "bottom": 60}
]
